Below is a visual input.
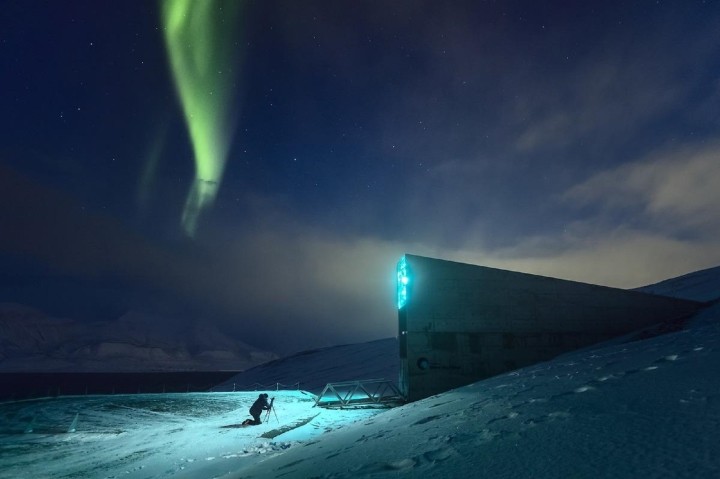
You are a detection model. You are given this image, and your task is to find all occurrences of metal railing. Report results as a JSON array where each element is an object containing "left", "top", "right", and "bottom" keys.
[
  {"left": 208, "top": 381, "right": 301, "bottom": 392},
  {"left": 315, "top": 379, "right": 404, "bottom": 408}
]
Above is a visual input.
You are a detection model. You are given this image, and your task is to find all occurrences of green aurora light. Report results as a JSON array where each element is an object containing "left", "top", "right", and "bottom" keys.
[{"left": 161, "top": 0, "right": 244, "bottom": 236}]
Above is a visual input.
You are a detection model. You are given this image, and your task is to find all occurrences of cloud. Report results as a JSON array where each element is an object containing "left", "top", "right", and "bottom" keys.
[
  {"left": 192, "top": 138, "right": 720, "bottom": 352},
  {"left": 0, "top": 164, "right": 406, "bottom": 353},
  {"left": 565, "top": 142, "right": 720, "bottom": 234},
  {"left": 448, "top": 228, "right": 720, "bottom": 290},
  {"left": 199, "top": 153, "right": 719, "bottom": 353},
  {"left": 511, "top": 10, "right": 719, "bottom": 153},
  {"left": 197, "top": 221, "right": 417, "bottom": 353},
  {"left": 436, "top": 141, "right": 720, "bottom": 288},
  {"left": 514, "top": 56, "right": 681, "bottom": 152},
  {"left": 0, "top": 163, "right": 173, "bottom": 279}
]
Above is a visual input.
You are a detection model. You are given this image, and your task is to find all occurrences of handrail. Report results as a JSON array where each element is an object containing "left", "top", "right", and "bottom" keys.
[
  {"left": 315, "top": 379, "right": 404, "bottom": 408},
  {"left": 208, "top": 382, "right": 301, "bottom": 392}
]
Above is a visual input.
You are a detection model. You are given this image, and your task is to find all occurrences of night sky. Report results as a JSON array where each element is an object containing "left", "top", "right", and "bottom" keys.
[{"left": 1, "top": 0, "right": 720, "bottom": 354}]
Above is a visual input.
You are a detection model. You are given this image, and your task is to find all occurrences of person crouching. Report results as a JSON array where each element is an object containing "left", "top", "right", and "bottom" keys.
[{"left": 243, "top": 393, "right": 271, "bottom": 425}]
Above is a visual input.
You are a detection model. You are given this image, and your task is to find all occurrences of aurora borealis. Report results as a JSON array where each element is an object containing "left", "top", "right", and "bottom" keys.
[
  {"left": 161, "top": 0, "right": 243, "bottom": 236},
  {"left": 2, "top": 1, "right": 720, "bottom": 353}
]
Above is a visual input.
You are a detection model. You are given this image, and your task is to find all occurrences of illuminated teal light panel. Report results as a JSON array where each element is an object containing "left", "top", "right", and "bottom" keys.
[{"left": 397, "top": 256, "right": 410, "bottom": 309}]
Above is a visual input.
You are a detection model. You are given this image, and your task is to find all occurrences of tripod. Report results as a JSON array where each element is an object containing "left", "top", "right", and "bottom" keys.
[{"left": 264, "top": 397, "right": 279, "bottom": 423}]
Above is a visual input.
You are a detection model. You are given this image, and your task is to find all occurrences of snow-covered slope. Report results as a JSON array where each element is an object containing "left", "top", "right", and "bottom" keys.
[
  {"left": 635, "top": 264, "right": 720, "bottom": 302},
  {"left": 0, "top": 304, "right": 276, "bottom": 372},
  {"left": 213, "top": 338, "right": 399, "bottom": 393}
]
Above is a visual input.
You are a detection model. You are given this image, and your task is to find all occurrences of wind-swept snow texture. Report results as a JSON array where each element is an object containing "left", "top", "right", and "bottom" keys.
[{"left": 1, "top": 267, "right": 718, "bottom": 478}]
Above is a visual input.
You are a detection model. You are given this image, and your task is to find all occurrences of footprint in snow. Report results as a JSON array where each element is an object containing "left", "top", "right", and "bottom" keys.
[
  {"left": 354, "top": 458, "right": 417, "bottom": 474},
  {"left": 278, "top": 458, "right": 305, "bottom": 470},
  {"left": 547, "top": 411, "right": 572, "bottom": 420},
  {"left": 486, "top": 411, "right": 520, "bottom": 425},
  {"left": 384, "top": 458, "right": 416, "bottom": 470},
  {"left": 412, "top": 415, "right": 442, "bottom": 426},
  {"left": 574, "top": 385, "right": 595, "bottom": 393},
  {"left": 423, "top": 446, "right": 455, "bottom": 462},
  {"left": 642, "top": 354, "right": 681, "bottom": 371}
]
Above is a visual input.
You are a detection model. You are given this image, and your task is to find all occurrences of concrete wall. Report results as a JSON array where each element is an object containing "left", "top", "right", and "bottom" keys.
[{"left": 398, "top": 255, "right": 705, "bottom": 401}]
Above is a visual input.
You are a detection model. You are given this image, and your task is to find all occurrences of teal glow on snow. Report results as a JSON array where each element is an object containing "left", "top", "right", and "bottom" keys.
[{"left": 397, "top": 256, "right": 410, "bottom": 309}]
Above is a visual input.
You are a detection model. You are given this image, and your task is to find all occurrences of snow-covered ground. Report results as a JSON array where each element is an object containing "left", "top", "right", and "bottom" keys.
[
  {"left": 0, "top": 390, "right": 383, "bottom": 479},
  {"left": 1, "top": 267, "right": 719, "bottom": 478}
]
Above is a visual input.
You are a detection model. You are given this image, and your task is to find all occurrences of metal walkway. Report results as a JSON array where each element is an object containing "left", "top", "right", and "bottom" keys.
[{"left": 314, "top": 379, "right": 404, "bottom": 408}]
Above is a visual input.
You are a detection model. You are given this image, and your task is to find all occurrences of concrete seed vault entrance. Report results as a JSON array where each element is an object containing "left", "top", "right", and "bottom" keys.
[{"left": 397, "top": 254, "right": 706, "bottom": 402}]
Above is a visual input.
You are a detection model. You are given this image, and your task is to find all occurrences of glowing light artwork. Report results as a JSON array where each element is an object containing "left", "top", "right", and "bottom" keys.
[
  {"left": 397, "top": 255, "right": 410, "bottom": 309},
  {"left": 161, "top": 0, "right": 244, "bottom": 236}
]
